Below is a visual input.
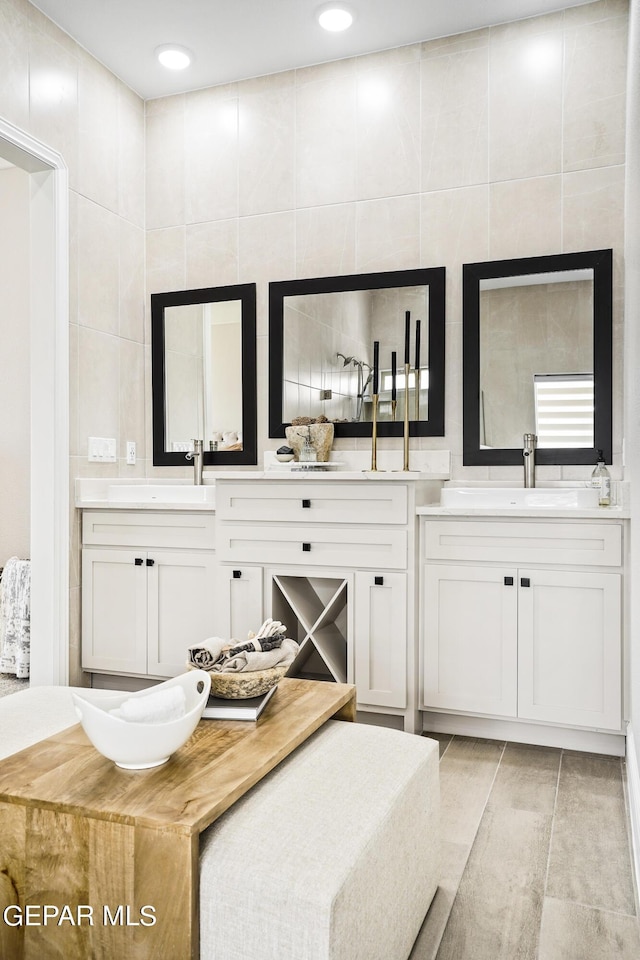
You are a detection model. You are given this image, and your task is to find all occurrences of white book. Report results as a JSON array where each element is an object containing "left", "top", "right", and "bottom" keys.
[{"left": 201, "top": 682, "right": 278, "bottom": 721}]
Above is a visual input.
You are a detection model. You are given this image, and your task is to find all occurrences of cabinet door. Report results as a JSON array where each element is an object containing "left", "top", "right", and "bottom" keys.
[
  {"left": 517, "top": 569, "right": 621, "bottom": 730},
  {"left": 217, "top": 565, "right": 264, "bottom": 642},
  {"left": 354, "top": 571, "right": 407, "bottom": 709},
  {"left": 81, "top": 548, "right": 147, "bottom": 674},
  {"left": 147, "top": 551, "right": 218, "bottom": 677},
  {"left": 423, "top": 564, "right": 518, "bottom": 716}
]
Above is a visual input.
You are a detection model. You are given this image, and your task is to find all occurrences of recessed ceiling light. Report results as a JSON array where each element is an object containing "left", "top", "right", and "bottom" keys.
[
  {"left": 155, "top": 44, "right": 193, "bottom": 71},
  {"left": 317, "top": 5, "right": 354, "bottom": 32}
]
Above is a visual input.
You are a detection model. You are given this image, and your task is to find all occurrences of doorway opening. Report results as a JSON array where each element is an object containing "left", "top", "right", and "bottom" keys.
[{"left": 0, "top": 118, "right": 69, "bottom": 686}]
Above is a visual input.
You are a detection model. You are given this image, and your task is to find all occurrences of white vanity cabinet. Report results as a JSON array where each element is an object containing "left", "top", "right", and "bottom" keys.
[
  {"left": 421, "top": 518, "right": 623, "bottom": 734},
  {"left": 81, "top": 511, "right": 217, "bottom": 679},
  {"left": 215, "top": 479, "right": 418, "bottom": 721}
]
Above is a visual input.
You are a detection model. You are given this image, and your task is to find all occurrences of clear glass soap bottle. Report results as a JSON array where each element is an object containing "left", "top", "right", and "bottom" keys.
[{"left": 591, "top": 450, "right": 611, "bottom": 506}]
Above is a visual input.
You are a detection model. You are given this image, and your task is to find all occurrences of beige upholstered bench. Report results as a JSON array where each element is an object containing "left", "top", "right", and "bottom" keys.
[
  {"left": 0, "top": 688, "right": 440, "bottom": 960},
  {"left": 199, "top": 719, "right": 440, "bottom": 960}
]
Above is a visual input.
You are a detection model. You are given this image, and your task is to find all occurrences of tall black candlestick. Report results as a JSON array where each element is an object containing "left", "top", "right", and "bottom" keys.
[
  {"left": 391, "top": 351, "right": 397, "bottom": 401},
  {"left": 372, "top": 341, "right": 379, "bottom": 395},
  {"left": 404, "top": 312, "right": 410, "bottom": 365},
  {"left": 415, "top": 319, "right": 421, "bottom": 372}
]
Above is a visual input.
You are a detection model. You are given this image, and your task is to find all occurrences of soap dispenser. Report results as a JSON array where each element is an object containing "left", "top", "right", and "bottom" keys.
[{"left": 591, "top": 450, "right": 611, "bottom": 506}]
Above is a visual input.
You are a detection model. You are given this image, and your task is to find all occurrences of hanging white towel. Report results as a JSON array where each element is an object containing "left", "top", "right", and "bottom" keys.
[{"left": 0, "top": 557, "right": 31, "bottom": 679}]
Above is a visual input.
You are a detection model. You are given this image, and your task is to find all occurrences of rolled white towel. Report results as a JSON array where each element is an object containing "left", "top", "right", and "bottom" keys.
[
  {"left": 187, "top": 637, "right": 228, "bottom": 669},
  {"left": 110, "top": 685, "right": 186, "bottom": 723}
]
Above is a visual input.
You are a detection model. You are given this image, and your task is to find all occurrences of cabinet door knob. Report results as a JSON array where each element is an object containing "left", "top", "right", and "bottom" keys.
[
  {"left": 520, "top": 577, "right": 530, "bottom": 588},
  {"left": 146, "top": 558, "right": 155, "bottom": 567},
  {"left": 134, "top": 557, "right": 143, "bottom": 566},
  {"left": 302, "top": 542, "right": 311, "bottom": 552},
  {"left": 504, "top": 576, "right": 514, "bottom": 586},
  {"left": 374, "top": 576, "right": 384, "bottom": 586},
  {"left": 233, "top": 569, "right": 242, "bottom": 579},
  {"left": 302, "top": 499, "right": 311, "bottom": 508}
]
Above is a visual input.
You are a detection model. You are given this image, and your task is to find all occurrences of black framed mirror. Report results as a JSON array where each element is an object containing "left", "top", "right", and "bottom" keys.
[
  {"left": 462, "top": 249, "right": 612, "bottom": 466},
  {"left": 151, "top": 283, "right": 257, "bottom": 466},
  {"left": 268, "top": 267, "right": 445, "bottom": 439}
]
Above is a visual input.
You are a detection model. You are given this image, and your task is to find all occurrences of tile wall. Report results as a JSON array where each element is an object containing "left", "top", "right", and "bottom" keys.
[{"left": 145, "top": 0, "right": 628, "bottom": 484}]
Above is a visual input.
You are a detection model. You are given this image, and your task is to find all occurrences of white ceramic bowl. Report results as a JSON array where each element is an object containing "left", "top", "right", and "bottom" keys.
[{"left": 72, "top": 670, "right": 211, "bottom": 769}]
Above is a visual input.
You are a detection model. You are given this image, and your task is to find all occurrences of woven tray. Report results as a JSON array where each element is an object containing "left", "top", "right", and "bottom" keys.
[{"left": 187, "top": 664, "right": 288, "bottom": 699}]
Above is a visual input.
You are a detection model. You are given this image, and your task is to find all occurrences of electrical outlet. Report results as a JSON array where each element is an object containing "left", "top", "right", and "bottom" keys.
[
  {"left": 126, "top": 441, "right": 136, "bottom": 465},
  {"left": 88, "top": 437, "right": 117, "bottom": 463}
]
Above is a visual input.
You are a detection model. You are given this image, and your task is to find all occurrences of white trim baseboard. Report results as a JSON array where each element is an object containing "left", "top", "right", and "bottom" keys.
[
  {"left": 626, "top": 725, "right": 640, "bottom": 909},
  {"left": 422, "top": 710, "right": 626, "bottom": 756}
]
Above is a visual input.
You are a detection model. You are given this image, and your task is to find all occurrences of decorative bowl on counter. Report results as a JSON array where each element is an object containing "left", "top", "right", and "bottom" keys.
[
  {"left": 186, "top": 663, "right": 288, "bottom": 699},
  {"left": 71, "top": 670, "right": 211, "bottom": 769}
]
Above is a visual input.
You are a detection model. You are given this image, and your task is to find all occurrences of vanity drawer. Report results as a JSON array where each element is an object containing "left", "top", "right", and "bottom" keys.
[
  {"left": 218, "top": 523, "right": 407, "bottom": 569},
  {"left": 215, "top": 482, "right": 408, "bottom": 525},
  {"left": 82, "top": 511, "right": 216, "bottom": 550},
  {"left": 423, "top": 519, "right": 622, "bottom": 567}
]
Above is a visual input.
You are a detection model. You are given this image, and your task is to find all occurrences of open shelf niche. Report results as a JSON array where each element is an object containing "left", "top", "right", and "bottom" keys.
[{"left": 272, "top": 575, "right": 348, "bottom": 683}]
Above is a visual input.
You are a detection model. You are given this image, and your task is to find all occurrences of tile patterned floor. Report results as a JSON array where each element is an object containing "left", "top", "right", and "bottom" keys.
[{"left": 410, "top": 736, "right": 640, "bottom": 960}]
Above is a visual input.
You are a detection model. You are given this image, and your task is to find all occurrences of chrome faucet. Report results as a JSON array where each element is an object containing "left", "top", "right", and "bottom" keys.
[
  {"left": 186, "top": 439, "right": 204, "bottom": 485},
  {"left": 523, "top": 433, "right": 537, "bottom": 488}
]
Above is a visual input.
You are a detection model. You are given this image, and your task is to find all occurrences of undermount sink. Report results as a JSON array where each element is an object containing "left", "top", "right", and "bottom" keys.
[
  {"left": 107, "top": 484, "right": 215, "bottom": 504},
  {"left": 440, "top": 486, "right": 601, "bottom": 509}
]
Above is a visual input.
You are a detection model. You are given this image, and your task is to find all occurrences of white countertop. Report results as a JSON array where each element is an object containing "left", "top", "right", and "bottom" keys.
[{"left": 417, "top": 504, "right": 629, "bottom": 519}]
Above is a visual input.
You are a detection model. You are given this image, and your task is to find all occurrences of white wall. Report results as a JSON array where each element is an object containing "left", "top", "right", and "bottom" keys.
[{"left": 0, "top": 165, "right": 30, "bottom": 563}]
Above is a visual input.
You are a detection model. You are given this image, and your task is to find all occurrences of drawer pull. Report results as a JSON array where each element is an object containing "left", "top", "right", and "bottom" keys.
[
  {"left": 504, "top": 576, "right": 514, "bottom": 586},
  {"left": 233, "top": 570, "right": 242, "bottom": 579},
  {"left": 374, "top": 576, "right": 384, "bottom": 586},
  {"left": 302, "top": 499, "right": 311, "bottom": 508},
  {"left": 520, "top": 577, "right": 530, "bottom": 588},
  {"left": 146, "top": 558, "right": 155, "bottom": 567},
  {"left": 134, "top": 557, "right": 143, "bottom": 566},
  {"left": 302, "top": 542, "right": 311, "bottom": 552}
]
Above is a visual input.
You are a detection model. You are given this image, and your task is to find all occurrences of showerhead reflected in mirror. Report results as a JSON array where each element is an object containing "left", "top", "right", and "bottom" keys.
[
  {"left": 151, "top": 284, "right": 257, "bottom": 466},
  {"left": 269, "top": 268, "right": 446, "bottom": 439}
]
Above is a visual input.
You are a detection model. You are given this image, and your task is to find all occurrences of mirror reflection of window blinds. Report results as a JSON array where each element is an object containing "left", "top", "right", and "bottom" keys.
[{"left": 534, "top": 373, "right": 594, "bottom": 448}]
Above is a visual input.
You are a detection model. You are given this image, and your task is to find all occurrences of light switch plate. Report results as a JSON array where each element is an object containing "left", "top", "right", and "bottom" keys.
[{"left": 88, "top": 437, "right": 117, "bottom": 462}]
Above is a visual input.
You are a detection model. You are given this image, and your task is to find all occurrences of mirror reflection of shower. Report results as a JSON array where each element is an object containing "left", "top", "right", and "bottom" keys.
[{"left": 336, "top": 353, "right": 372, "bottom": 422}]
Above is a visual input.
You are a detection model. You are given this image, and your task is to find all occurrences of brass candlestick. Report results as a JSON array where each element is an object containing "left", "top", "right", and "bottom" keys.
[
  {"left": 403, "top": 362, "right": 410, "bottom": 471},
  {"left": 371, "top": 393, "right": 379, "bottom": 471},
  {"left": 414, "top": 365, "right": 420, "bottom": 421},
  {"left": 391, "top": 399, "right": 397, "bottom": 422}
]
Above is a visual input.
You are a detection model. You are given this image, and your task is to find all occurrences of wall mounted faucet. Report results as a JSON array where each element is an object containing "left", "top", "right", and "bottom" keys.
[
  {"left": 523, "top": 433, "right": 537, "bottom": 488},
  {"left": 186, "top": 439, "right": 204, "bottom": 485}
]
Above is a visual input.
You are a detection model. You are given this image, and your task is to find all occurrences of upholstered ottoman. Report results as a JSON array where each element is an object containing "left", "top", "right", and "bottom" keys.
[
  {"left": 199, "top": 719, "right": 440, "bottom": 960},
  {"left": 0, "top": 684, "right": 83, "bottom": 759}
]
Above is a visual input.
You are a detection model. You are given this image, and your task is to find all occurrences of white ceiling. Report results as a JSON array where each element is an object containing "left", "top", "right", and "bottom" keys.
[{"left": 30, "top": 0, "right": 592, "bottom": 101}]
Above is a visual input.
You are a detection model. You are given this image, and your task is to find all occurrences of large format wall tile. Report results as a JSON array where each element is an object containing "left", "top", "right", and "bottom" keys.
[
  {"left": 563, "top": 12, "right": 627, "bottom": 172},
  {"left": 185, "top": 86, "right": 239, "bottom": 225},
  {"left": 76, "top": 196, "right": 120, "bottom": 336},
  {"left": 356, "top": 54, "right": 421, "bottom": 200},
  {"left": 489, "top": 16, "right": 563, "bottom": 182},
  {"left": 296, "top": 203, "right": 356, "bottom": 279},
  {"left": 296, "top": 66, "right": 357, "bottom": 208},
  {"left": 145, "top": 95, "right": 186, "bottom": 229},
  {"left": 421, "top": 33, "right": 489, "bottom": 192},
  {"left": 238, "top": 72, "right": 295, "bottom": 217}
]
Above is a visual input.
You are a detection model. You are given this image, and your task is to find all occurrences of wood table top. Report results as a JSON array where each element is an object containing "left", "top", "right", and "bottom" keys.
[{"left": 0, "top": 677, "right": 355, "bottom": 836}]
